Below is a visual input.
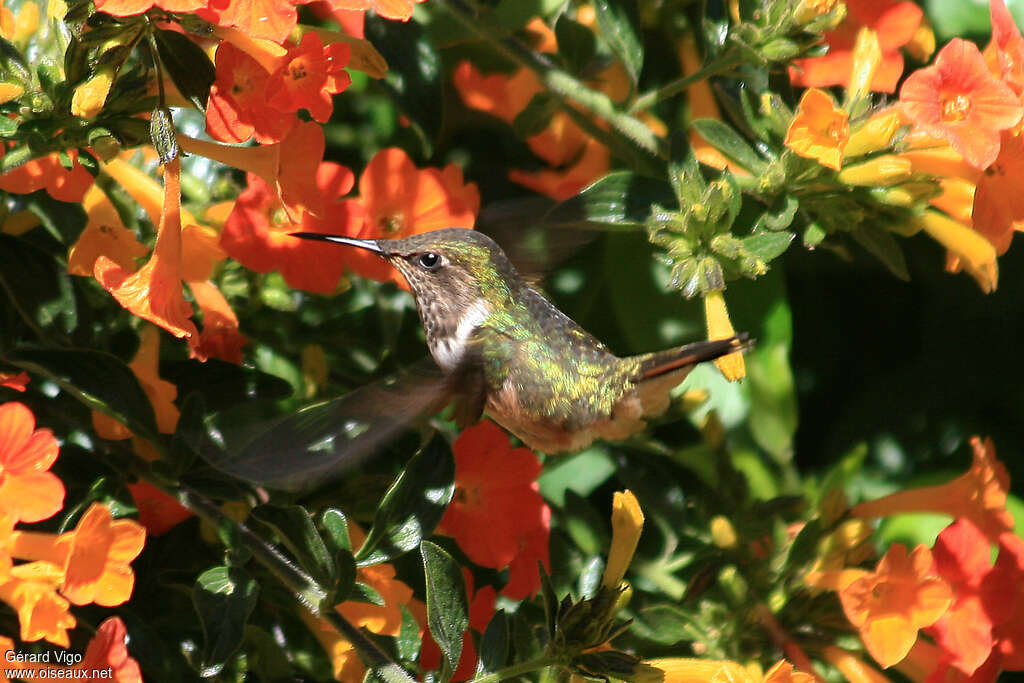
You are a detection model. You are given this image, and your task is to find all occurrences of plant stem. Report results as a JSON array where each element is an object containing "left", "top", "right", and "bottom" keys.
[
  {"left": 176, "top": 485, "right": 418, "bottom": 683},
  {"left": 629, "top": 53, "right": 745, "bottom": 114},
  {"left": 436, "top": 0, "right": 666, "bottom": 174},
  {"left": 470, "top": 654, "right": 559, "bottom": 683}
]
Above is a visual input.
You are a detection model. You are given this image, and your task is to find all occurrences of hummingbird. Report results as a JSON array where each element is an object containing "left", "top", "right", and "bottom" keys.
[{"left": 290, "top": 228, "right": 747, "bottom": 455}]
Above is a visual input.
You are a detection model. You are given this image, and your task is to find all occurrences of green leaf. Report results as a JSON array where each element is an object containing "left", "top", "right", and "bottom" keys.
[
  {"left": 476, "top": 610, "right": 509, "bottom": 675},
  {"left": 321, "top": 508, "right": 352, "bottom": 553},
  {"left": 593, "top": 0, "right": 643, "bottom": 84},
  {"left": 635, "top": 604, "right": 688, "bottom": 645},
  {"left": 555, "top": 14, "right": 597, "bottom": 75},
  {"left": 161, "top": 358, "right": 292, "bottom": 413},
  {"left": 850, "top": 224, "right": 910, "bottom": 281},
  {"left": 365, "top": 15, "right": 442, "bottom": 157},
  {"left": 513, "top": 93, "right": 558, "bottom": 138},
  {"left": 421, "top": 541, "right": 468, "bottom": 682},
  {"left": 667, "top": 134, "right": 705, "bottom": 208},
  {"left": 691, "top": 119, "right": 767, "bottom": 174},
  {"left": 537, "top": 448, "right": 615, "bottom": 506},
  {"left": 741, "top": 232, "right": 794, "bottom": 263},
  {"left": 153, "top": 29, "right": 215, "bottom": 111},
  {"left": 542, "top": 171, "right": 674, "bottom": 229},
  {"left": 192, "top": 566, "right": 259, "bottom": 677},
  {"left": 355, "top": 434, "right": 455, "bottom": 566},
  {"left": 396, "top": 605, "right": 422, "bottom": 662},
  {"left": 5, "top": 347, "right": 158, "bottom": 438},
  {"left": 0, "top": 234, "right": 79, "bottom": 337},
  {"left": 251, "top": 504, "right": 336, "bottom": 587}
]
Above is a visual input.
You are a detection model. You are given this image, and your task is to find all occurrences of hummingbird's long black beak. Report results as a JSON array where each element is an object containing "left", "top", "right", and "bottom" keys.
[{"left": 289, "top": 232, "right": 384, "bottom": 254}]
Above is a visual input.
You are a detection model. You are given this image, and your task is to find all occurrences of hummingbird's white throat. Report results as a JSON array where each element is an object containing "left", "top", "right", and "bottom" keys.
[{"left": 429, "top": 299, "right": 491, "bottom": 371}]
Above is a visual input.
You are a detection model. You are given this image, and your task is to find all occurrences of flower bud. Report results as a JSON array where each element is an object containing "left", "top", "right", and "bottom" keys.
[{"left": 837, "top": 155, "right": 913, "bottom": 186}]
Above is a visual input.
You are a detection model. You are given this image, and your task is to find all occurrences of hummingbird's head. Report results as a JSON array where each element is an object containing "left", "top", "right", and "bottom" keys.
[{"left": 291, "top": 227, "right": 522, "bottom": 310}]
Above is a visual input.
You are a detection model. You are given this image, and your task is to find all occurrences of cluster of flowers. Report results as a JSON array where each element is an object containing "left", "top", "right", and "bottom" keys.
[
  {"left": 805, "top": 437, "right": 1023, "bottom": 682},
  {"left": 784, "top": 0, "right": 1024, "bottom": 293},
  {"left": 305, "top": 420, "right": 550, "bottom": 682},
  {"left": 0, "top": 401, "right": 144, "bottom": 681}
]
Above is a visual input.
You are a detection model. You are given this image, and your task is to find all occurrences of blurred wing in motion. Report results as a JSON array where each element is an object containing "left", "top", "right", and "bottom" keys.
[{"left": 196, "top": 360, "right": 456, "bottom": 491}]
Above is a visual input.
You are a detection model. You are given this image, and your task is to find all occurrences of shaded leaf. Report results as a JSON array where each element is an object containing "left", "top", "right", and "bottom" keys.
[
  {"left": 593, "top": 0, "right": 643, "bottom": 84},
  {"left": 192, "top": 566, "right": 259, "bottom": 677},
  {"left": 850, "top": 224, "right": 910, "bottom": 281},
  {"left": 555, "top": 14, "right": 597, "bottom": 75},
  {"left": 542, "top": 172, "right": 674, "bottom": 229},
  {"left": 252, "top": 504, "right": 336, "bottom": 586},
  {"left": 355, "top": 433, "right": 455, "bottom": 566},
  {"left": 477, "top": 610, "right": 509, "bottom": 675},
  {"left": 421, "top": 540, "right": 468, "bottom": 681},
  {"left": 692, "top": 118, "right": 767, "bottom": 173},
  {"left": 153, "top": 29, "right": 215, "bottom": 111}
]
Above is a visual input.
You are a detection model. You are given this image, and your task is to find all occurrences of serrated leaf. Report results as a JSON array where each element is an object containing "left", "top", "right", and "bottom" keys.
[
  {"left": 476, "top": 610, "right": 509, "bottom": 675},
  {"left": 192, "top": 566, "right": 259, "bottom": 677},
  {"left": 355, "top": 434, "right": 455, "bottom": 566},
  {"left": 692, "top": 118, "right": 767, "bottom": 174},
  {"left": 542, "top": 171, "right": 674, "bottom": 229},
  {"left": 851, "top": 224, "right": 910, "bottom": 280},
  {"left": 741, "top": 232, "right": 794, "bottom": 262},
  {"left": 252, "top": 504, "right": 336, "bottom": 586},
  {"left": 421, "top": 541, "right": 468, "bottom": 681},
  {"left": 593, "top": 0, "right": 643, "bottom": 84},
  {"left": 154, "top": 29, "right": 215, "bottom": 111},
  {"left": 555, "top": 14, "right": 597, "bottom": 75},
  {"left": 5, "top": 347, "right": 158, "bottom": 439}
]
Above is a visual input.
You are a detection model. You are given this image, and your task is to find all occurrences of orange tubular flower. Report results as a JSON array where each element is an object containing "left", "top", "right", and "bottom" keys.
[
  {"left": 95, "top": 157, "right": 199, "bottom": 343},
  {"left": 266, "top": 32, "right": 351, "bottom": 123},
  {"left": 0, "top": 149, "right": 94, "bottom": 203},
  {"left": 0, "top": 371, "right": 29, "bottom": 392},
  {"left": 95, "top": 0, "right": 203, "bottom": 16},
  {"left": 221, "top": 162, "right": 355, "bottom": 293},
  {"left": 822, "top": 646, "right": 892, "bottom": 683},
  {"left": 57, "top": 503, "right": 145, "bottom": 607},
  {"left": 0, "top": 563, "right": 76, "bottom": 646},
  {"left": 80, "top": 617, "right": 143, "bottom": 683},
  {"left": 127, "top": 481, "right": 193, "bottom": 536},
  {"left": 438, "top": 420, "right": 550, "bottom": 572},
  {"left": 790, "top": 0, "right": 923, "bottom": 93},
  {"left": 341, "top": 147, "right": 479, "bottom": 287},
  {"left": 327, "top": 0, "right": 425, "bottom": 21},
  {"left": 850, "top": 436, "right": 1013, "bottom": 543},
  {"left": 900, "top": 39, "right": 1023, "bottom": 170},
  {"left": 68, "top": 185, "right": 149, "bottom": 277},
  {"left": 649, "top": 657, "right": 815, "bottom": 683},
  {"left": 180, "top": 121, "right": 327, "bottom": 220},
  {"left": 972, "top": 131, "right": 1024, "bottom": 255},
  {"left": 188, "top": 280, "right": 247, "bottom": 364},
  {"left": 988, "top": 0, "right": 1024, "bottom": 96},
  {"left": 0, "top": 402, "right": 64, "bottom": 524},
  {"left": 205, "top": 41, "right": 294, "bottom": 145},
  {"left": 838, "top": 544, "right": 953, "bottom": 668},
  {"left": 198, "top": 0, "right": 298, "bottom": 44},
  {"left": 785, "top": 88, "right": 850, "bottom": 170}
]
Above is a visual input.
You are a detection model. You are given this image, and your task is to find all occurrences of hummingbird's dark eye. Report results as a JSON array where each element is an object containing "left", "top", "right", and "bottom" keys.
[{"left": 417, "top": 252, "right": 441, "bottom": 270}]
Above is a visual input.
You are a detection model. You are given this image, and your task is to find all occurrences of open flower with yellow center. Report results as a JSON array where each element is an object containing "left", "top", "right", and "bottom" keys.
[{"left": 784, "top": 88, "right": 850, "bottom": 170}]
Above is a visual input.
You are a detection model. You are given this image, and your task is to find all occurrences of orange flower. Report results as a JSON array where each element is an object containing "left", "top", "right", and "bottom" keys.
[
  {"left": 95, "top": 157, "right": 199, "bottom": 343},
  {"left": 648, "top": 657, "right": 815, "bottom": 683},
  {"left": 198, "top": 0, "right": 298, "bottom": 44},
  {"left": 790, "top": 0, "right": 923, "bottom": 93},
  {"left": 0, "top": 371, "right": 29, "bottom": 392},
  {"left": 189, "top": 280, "right": 247, "bottom": 364},
  {"left": 785, "top": 88, "right": 850, "bottom": 170},
  {"left": 67, "top": 185, "right": 149, "bottom": 277},
  {"left": 0, "top": 401, "right": 64, "bottom": 524},
  {"left": 502, "top": 523, "right": 550, "bottom": 600},
  {"left": 127, "top": 481, "right": 193, "bottom": 536},
  {"left": 95, "top": 0, "right": 203, "bottom": 16},
  {"left": 438, "top": 420, "right": 549, "bottom": 571},
  {"left": 822, "top": 646, "right": 892, "bottom": 683},
  {"left": 326, "top": 0, "right": 424, "bottom": 21},
  {"left": 180, "top": 121, "right": 327, "bottom": 220},
  {"left": 0, "top": 562, "right": 76, "bottom": 646},
  {"left": 205, "top": 41, "right": 295, "bottom": 145},
  {"left": 342, "top": 148, "right": 479, "bottom": 287},
  {"left": 57, "top": 503, "right": 145, "bottom": 606},
  {"left": 987, "top": 0, "right": 1024, "bottom": 97},
  {"left": 266, "top": 32, "right": 351, "bottom": 122},
  {"left": 915, "top": 210, "right": 998, "bottom": 293},
  {"left": 850, "top": 436, "right": 1013, "bottom": 543},
  {"left": 972, "top": 131, "right": 1024, "bottom": 255},
  {"left": 80, "top": 617, "right": 143, "bottom": 683},
  {"left": 221, "top": 162, "right": 355, "bottom": 293},
  {"left": 838, "top": 544, "right": 953, "bottom": 667},
  {"left": 900, "top": 39, "right": 1023, "bottom": 170},
  {"left": 0, "top": 149, "right": 94, "bottom": 203}
]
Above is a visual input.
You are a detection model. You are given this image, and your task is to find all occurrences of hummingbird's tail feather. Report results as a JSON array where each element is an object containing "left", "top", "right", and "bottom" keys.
[{"left": 637, "top": 333, "right": 751, "bottom": 380}]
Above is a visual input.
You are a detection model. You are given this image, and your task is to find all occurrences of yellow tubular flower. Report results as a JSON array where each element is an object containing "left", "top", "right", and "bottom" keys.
[
  {"left": 601, "top": 490, "right": 644, "bottom": 589},
  {"left": 837, "top": 155, "right": 913, "bottom": 186},
  {"left": 913, "top": 212, "right": 998, "bottom": 293},
  {"left": 905, "top": 20, "right": 936, "bottom": 63},
  {"left": 71, "top": 65, "right": 116, "bottom": 119},
  {"left": 847, "top": 29, "right": 882, "bottom": 105},
  {"left": 822, "top": 647, "right": 893, "bottom": 683},
  {"left": 704, "top": 290, "right": 746, "bottom": 381},
  {"left": 0, "top": 82, "right": 23, "bottom": 104},
  {"left": 844, "top": 110, "right": 902, "bottom": 158}
]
